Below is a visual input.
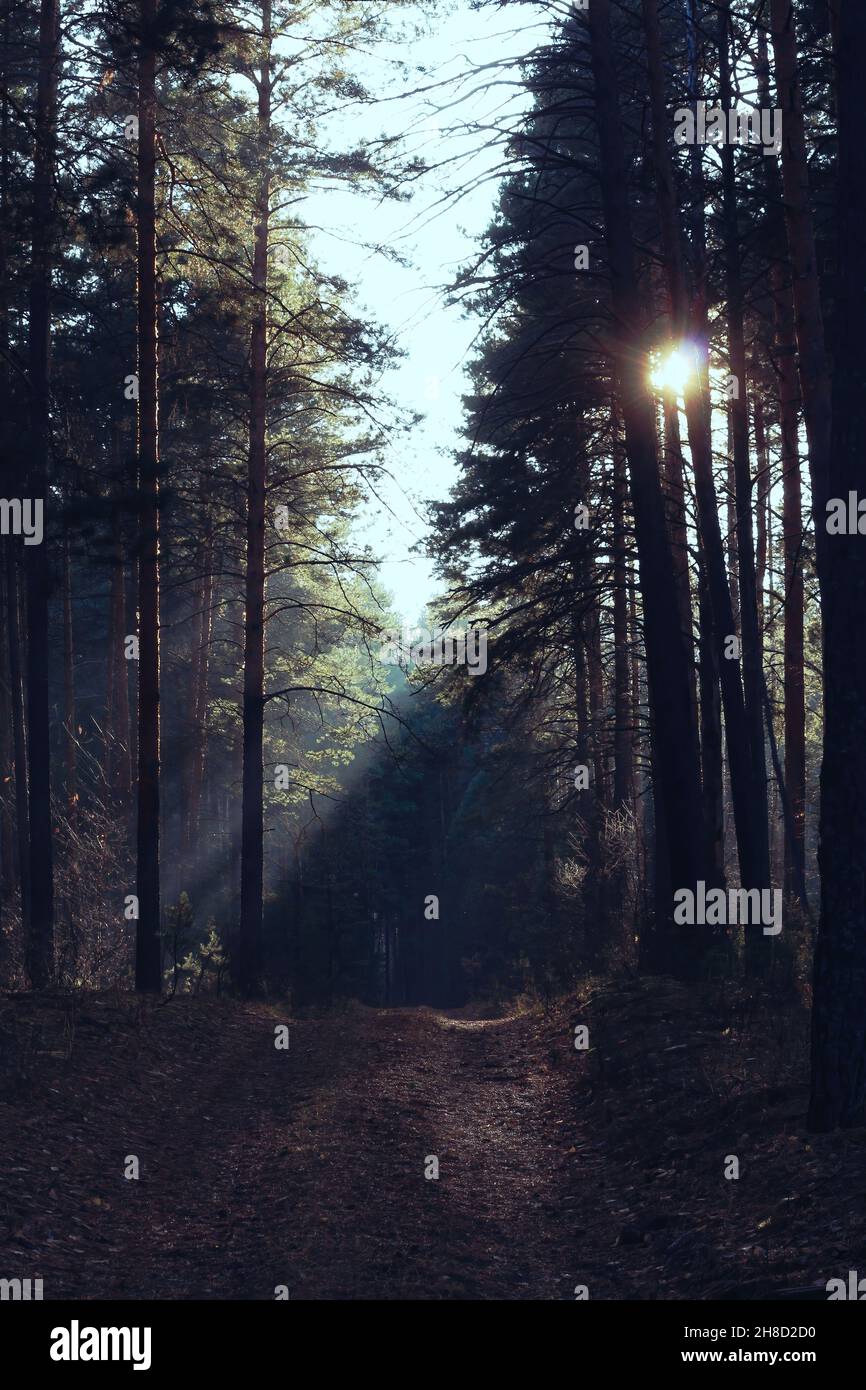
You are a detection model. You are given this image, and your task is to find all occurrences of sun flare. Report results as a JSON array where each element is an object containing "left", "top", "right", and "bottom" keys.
[{"left": 649, "top": 345, "right": 697, "bottom": 397}]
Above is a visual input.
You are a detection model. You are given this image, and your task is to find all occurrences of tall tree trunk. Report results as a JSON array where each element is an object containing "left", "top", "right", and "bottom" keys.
[
  {"left": 768, "top": 0, "right": 832, "bottom": 560},
  {"left": 586, "top": 590, "right": 607, "bottom": 810},
  {"left": 586, "top": 0, "right": 706, "bottom": 972},
  {"left": 643, "top": 0, "right": 768, "bottom": 908},
  {"left": 25, "top": 0, "right": 59, "bottom": 989},
  {"left": 629, "top": 568, "right": 650, "bottom": 943},
  {"left": 0, "top": 560, "right": 15, "bottom": 910},
  {"left": 229, "top": 726, "right": 243, "bottom": 964},
  {"left": 239, "top": 0, "right": 272, "bottom": 996},
  {"left": 107, "top": 519, "right": 132, "bottom": 798},
  {"left": 695, "top": 550, "right": 723, "bottom": 894},
  {"left": 571, "top": 575, "right": 590, "bottom": 819},
  {"left": 756, "top": 19, "right": 806, "bottom": 905},
  {"left": 725, "top": 412, "right": 739, "bottom": 622},
  {"left": 185, "top": 526, "right": 214, "bottom": 869},
  {"left": 611, "top": 407, "right": 633, "bottom": 811},
  {"left": 6, "top": 548, "right": 30, "bottom": 933},
  {"left": 685, "top": 0, "right": 722, "bottom": 891},
  {"left": 571, "top": 552, "right": 602, "bottom": 955},
  {"left": 643, "top": 1, "right": 701, "bottom": 751},
  {"left": 766, "top": 463, "right": 781, "bottom": 881},
  {"left": 660, "top": 389, "right": 698, "bottom": 728},
  {"left": 644, "top": 669, "right": 672, "bottom": 975},
  {"left": 754, "top": 398, "right": 769, "bottom": 633},
  {"left": 134, "top": 0, "right": 162, "bottom": 993},
  {"left": 182, "top": 553, "right": 206, "bottom": 857},
  {"left": 775, "top": 265, "right": 805, "bottom": 902},
  {"left": 718, "top": 0, "right": 770, "bottom": 970},
  {"left": 62, "top": 532, "right": 76, "bottom": 815},
  {"left": 0, "top": 15, "right": 16, "bottom": 914},
  {"left": 808, "top": 4, "right": 866, "bottom": 1130}
]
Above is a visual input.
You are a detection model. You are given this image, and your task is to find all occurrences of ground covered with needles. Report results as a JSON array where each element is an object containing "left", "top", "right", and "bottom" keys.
[{"left": 0, "top": 977, "right": 860, "bottom": 1300}]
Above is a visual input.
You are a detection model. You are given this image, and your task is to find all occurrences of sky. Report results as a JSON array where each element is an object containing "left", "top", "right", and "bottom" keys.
[{"left": 304, "top": 0, "right": 548, "bottom": 624}]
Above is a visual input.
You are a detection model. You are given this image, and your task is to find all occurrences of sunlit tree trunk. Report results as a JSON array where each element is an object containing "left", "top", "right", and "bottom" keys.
[
  {"left": 587, "top": 0, "right": 706, "bottom": 975},
  {"left": 754, "top": 398, "right": 768, "bottom": 634},
  {"left": 718, "top": 0, "right": 770, "bottom": 970},
  {"left": 725, "top": 413, "right": 739, "bottom": 622},
  {"left": 611, "top": 408, "right": 633, "bottom": 811},
  {"left": 756, "top": 17, "right": 806, "bottom": 905},
  {"left": 750, "top": 21, "right": 800, "bottom": 901},
  {"left": 644, "top": 0, "right": 768, "bottom": 912},
  {"left": 239, "top": 0, "right": 272, "bottom": 995},
  {"left": 660, "top": 390, "right": 698, "bottom": 729},
  {"left": 775, "top": 266, "right": 805, "bottom": 903}
]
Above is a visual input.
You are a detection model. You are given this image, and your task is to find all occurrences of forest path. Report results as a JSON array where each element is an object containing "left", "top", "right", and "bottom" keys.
[
  {"left": 5, "top": 982, "right": 853, "bottom": 1301},
  {"left": 1, "top": 995, "right": 594, "bottom": 1300},
  {"left": 261, "top": 1004, "right": 584, "bottom": 1300}
]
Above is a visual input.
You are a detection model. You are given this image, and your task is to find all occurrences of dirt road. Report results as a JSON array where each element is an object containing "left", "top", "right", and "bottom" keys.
[
  {"left": 1, "top": 997, "right": 592, "bottom": 1300},
  {"left": 3, "top": 981, "right": 852, "bottom": 1301}
]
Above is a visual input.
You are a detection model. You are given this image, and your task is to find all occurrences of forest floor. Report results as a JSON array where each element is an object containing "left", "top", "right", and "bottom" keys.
[{"left": 0, "top": 976, "right": 863, "bottom": 1300}]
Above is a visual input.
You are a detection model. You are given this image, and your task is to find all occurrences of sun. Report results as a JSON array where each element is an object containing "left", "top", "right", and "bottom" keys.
[{"left": 649, "top": 345, "right": 697, "bottom": 397}]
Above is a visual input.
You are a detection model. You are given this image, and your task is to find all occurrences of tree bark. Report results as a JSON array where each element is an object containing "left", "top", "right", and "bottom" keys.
[
  {"left": 6, "top": 548, "right": 30, "bottom": 933},
  {"left": 660, "top": 389, "right": 698, "bottom": 729},
  {"left": 697, "top": 546, "right": 724, "bottom": 889},
  {"left": 0, "top": 20, "right": 16, "bottom": 912},
  {"left": 107, "top": 519, "right": 132, "bottom": 798},
  {"left": 25, "top": 0, "right": 59, "bottom": 989},
  {"left": 718, "top": 0, "right": 770, "bottom": 969},
  {"left": 755, "top": 16, "right": 806, "bottom": 903},
  {"left": 754, "top": 398, "right": 769, "bottom": 634},
  {"left": 774, "top": 265, "right": 805, "bottom": 902},
  {"left": 611, "top": 406, "right": 634, "bottom": 811},
  {"left": 134, "top": 0, "right": 162, "bottom": 993},
  {"left": 62, "top": 532, "right": 76, "bottom": 816},
  {"left": 643, "top": 0, "right": 769, "bottom": 909},
  {"left": 586, "top": 0, "right": 706, "bottom": 964},
  {"left": 0, "top": 560, "right": 14, "bottom": 910},
  {"left": 239, "top": 0, "right": 272, "bottom": 996},
  {"left": 768, "top": 0, "right": 832, "bottom": 559},
  {"left": 185, "top": 525, "right": 214, "bottom": 867},
  {"left": 808, "top": 3, "right": 866, "bottom": 1130}
]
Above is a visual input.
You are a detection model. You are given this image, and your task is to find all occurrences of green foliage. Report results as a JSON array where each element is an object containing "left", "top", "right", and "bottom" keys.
[{"left": 163, "top": 896, "right": 228, "bottom": 995}]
